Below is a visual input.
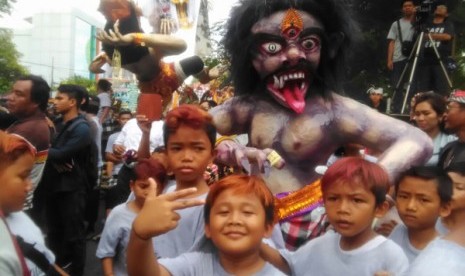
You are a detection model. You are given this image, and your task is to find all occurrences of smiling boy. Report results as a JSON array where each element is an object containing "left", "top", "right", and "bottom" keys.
[{"left": 127, "top": 174, "right": 285, "bottom": 276}]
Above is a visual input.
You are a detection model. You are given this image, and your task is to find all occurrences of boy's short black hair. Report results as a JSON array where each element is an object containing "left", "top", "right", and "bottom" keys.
[
  {"left": 57, "top": 84, "right": 86, "bottom": 109},
  {"left": 118, "top": 109, "right": 133, "bottom": 117},
  {"left": 85, "top": 95, "right": 100, "bottom": 115},
  {"left": 97, "top": 79, "right": 112, "bottom": 91},
  {"left": 397, "top": 166, "right": 453, "bottom": 204}
]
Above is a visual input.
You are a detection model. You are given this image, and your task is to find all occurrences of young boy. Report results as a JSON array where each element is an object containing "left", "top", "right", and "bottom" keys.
[
  {"left": 262, "top": 157, "right": 409, "bottom": 275},
  {"left": 96, "top": 158, "right": 166, "bottom": 276},
  {"left": 407, "top": 162, "right": 465, "bottom": 275},
  {"left": 153, "top": 104, "right": 217, "bottom": 258},
  {"left": 127, "top": 174, "right": 286, "bottom": 275},
  {"left": 389, "top": 166, "right": 452, "bottom": 263}
]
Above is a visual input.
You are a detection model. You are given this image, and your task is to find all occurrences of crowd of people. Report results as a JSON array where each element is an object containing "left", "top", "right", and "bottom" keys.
[
  {"left": 1, "top": 0, "right": 464, "bottom": 275},
  {"left": 386, "top": 1, "right": 455, "bottom": 114},
  {"left": 1, "top": 83, "right": 465, "bottom": 275}
]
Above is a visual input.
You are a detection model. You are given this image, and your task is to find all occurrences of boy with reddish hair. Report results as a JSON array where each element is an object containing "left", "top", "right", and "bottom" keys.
[
  {"left": 96, "top": 158, "right": 165, "bottom": 276},
  {"left": 127, "top": 174, "right": 285, "bottom": 275},
  {"left": 261, "top": 157, "right": 408, "bottom": 275},
  {"left": 149, "top": 104, "right": 217, "bottom": 259},
  {"left": 0, "top": 131, "right": 36, "bottom": 276}
]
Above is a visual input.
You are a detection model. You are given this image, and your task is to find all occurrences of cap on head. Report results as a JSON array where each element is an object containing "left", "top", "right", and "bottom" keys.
[
  {"left": 367, "top": 87, "right": 383, "bottom": 95},
  {"left": 448, "top": 90, "right": 465, "bottom": 104}
]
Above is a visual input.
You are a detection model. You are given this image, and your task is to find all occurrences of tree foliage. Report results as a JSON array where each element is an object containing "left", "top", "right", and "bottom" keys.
[
  {"left": 0, "top": 29, "right": 28, "bottom": 94},
  {"left": 0, "top": 0, "right": 15, "bottom": 15}
]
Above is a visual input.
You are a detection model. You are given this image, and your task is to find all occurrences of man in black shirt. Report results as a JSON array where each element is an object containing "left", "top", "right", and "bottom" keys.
[
  {"left": 42, "top": 84, "right": 91, "bottom": 276},
  {"left": 417, "top": 4, "right": 454, "bottom": 96}
]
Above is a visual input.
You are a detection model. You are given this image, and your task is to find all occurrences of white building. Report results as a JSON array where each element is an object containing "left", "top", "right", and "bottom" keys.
[{"left": 11, "top": 7, "right": 103, "bottom": 86}]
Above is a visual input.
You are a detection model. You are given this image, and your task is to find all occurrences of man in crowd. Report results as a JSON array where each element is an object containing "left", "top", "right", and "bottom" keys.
[
  {"left": 6, "top": 75, "right": 51, "bottom": 211},
  {"left": 438, "top": 89, "right": 465, "bottom": 169},
  {"left": 96, "top": 79, "right": 112, "bottom": 124},
  {"left": 387, "top": 0, "right": 416, "bottom": 113},
  {"left": 417, "top": 4, "right": 454, "bottom": 96},
  {"left": 42, "top": 84, "right": 92, "bottom": 276}
]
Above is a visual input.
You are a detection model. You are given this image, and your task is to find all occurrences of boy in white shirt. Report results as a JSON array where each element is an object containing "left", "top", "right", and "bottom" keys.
[
  {"left": 408, "top": 162, "right": 465, "bottom": 275},
  {"left": 389, "top": 166, "right": 452, "bottom": 263},
  {"left": 261, "top": 157, "right": 409, "bottom": 276},
  {"left": 96, "top": 158, "right": 166, "bottom": 276},
  {"left": 127, "top": 174, "right": 286, "bottom": 276}
]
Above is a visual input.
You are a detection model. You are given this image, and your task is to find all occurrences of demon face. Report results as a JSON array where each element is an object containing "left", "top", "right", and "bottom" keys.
[{"left": 251, "top": 10, "right": 323, "bottom": 114}]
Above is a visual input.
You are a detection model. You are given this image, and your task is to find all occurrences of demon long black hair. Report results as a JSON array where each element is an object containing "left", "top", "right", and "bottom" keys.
[{"left": 223, "top": 0, "right": 359, "bottom": 98}]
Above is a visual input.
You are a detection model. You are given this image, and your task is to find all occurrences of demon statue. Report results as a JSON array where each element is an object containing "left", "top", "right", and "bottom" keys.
[
  {"left": 92, "top": 0, "right": 205, "bottom": 120},
  {"left": 211, "top": 0, "right": 433, "bottom": 249}
]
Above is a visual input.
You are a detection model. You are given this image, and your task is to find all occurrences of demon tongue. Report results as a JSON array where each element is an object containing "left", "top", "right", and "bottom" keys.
[{"left": 283, "top": 82, "right": 306, "bottom": 113}]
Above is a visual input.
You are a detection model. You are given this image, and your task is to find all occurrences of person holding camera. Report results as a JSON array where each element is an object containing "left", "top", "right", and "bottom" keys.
[
  {"left": 387, "top": 0, "right": 416, "bottom": 113},
  {"left": 417, "top": 4, "right": 455, "bottom": 97}
]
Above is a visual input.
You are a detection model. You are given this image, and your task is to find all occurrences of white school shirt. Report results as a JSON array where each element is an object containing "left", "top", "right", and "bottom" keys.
[{"left": 281, "top": 231, "right": 408, "bottom": 276}]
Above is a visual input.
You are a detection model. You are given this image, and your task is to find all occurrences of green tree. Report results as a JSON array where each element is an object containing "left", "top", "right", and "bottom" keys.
[
  {"left": 0, "top": 29, "right": 28, "bottom": 94},
  {"left": 0, "top": 0, "right": 15, "bottom": 15},
  {"left": 59, "top": 75, "right": 97, "bottom": 94}
]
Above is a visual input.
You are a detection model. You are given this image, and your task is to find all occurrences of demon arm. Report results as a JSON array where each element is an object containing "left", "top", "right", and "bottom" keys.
[
  {"left": 89, "top": 52, "right": 110, "bottom": 74},
  {"left": 211, "top": 98, "right": 285, "bottom": 174},
  {"left": 333, "top": 94, "right": 433, "bottom": 182},
  {"left": 97, "top": 20, "right": 187, "bottom": 57}
]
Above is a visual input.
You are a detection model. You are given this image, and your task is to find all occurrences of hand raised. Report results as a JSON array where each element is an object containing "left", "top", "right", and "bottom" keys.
[
  {"left": 136, "top": 114, "right": 152, "bottom": 134},
  {"left": 132, "top": 178, "right": 205, "bottom": 240}
]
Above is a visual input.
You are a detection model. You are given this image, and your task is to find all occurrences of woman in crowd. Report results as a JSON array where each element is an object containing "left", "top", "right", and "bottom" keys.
[{"left": 412, "top": 92, "right": 456, "bottom": 165}]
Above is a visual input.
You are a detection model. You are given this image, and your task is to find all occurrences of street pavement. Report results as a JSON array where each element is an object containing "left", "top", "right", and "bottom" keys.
[{"left": 84, "top": 236, "right": 103, "bottom": 275}]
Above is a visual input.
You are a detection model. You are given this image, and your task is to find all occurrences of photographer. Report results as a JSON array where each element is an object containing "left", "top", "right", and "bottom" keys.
[
  {"left": 418, "top": 4, "right": 455, "bottom": 97},
  {"left": 387, "top": 0, "right": 416, "bottom": 113}
]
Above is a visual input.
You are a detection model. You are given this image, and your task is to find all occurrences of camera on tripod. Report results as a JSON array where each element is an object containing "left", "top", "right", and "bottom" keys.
[{"left": 414, "top": 0, "right": 438, "bottom": 30}]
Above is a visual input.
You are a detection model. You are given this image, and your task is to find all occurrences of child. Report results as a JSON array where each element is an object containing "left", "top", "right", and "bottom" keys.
[
  {"left": 96, "top": 158, "right": 165, "bottom": 276},
  {"left": 152, "top": 104, "right": 217, "bottom": 258},
  {"left": 407, "top": 162, "right": 465, "bottom": 275},
  {"left": 0, "top": 131, "right": 35, "bottom": 276},
  {"left": 127, "top": 174, "right": 286, "bottom": 275},
  {"left": 389, "top": 166, "right": 452, "bottom": 263},
  {"left": 262, "top": 157, "right": 409, "bottom": 275}
]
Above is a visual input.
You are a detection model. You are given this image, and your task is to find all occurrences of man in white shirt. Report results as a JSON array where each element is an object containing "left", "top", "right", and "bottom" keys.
[
  {"left": 107, "top": 118, "right": 164, "bottom": 210},
  {"left": 387, "top": 0, "right": 416, "bottom": 113}
]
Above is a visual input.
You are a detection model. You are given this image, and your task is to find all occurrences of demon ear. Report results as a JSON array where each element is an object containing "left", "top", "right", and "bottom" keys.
[{"left": 328, "top": 32, "right": 345, "bottom": 59}]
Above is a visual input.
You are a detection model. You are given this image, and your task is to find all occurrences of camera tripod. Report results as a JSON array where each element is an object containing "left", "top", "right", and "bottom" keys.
[{"left": 391, "top": 30, "right": 453, "bottom": 114}]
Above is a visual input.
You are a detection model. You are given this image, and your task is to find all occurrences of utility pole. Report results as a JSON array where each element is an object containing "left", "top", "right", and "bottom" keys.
[{"left": 51, "top": 57, "right": 54, "bottom": 87}]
